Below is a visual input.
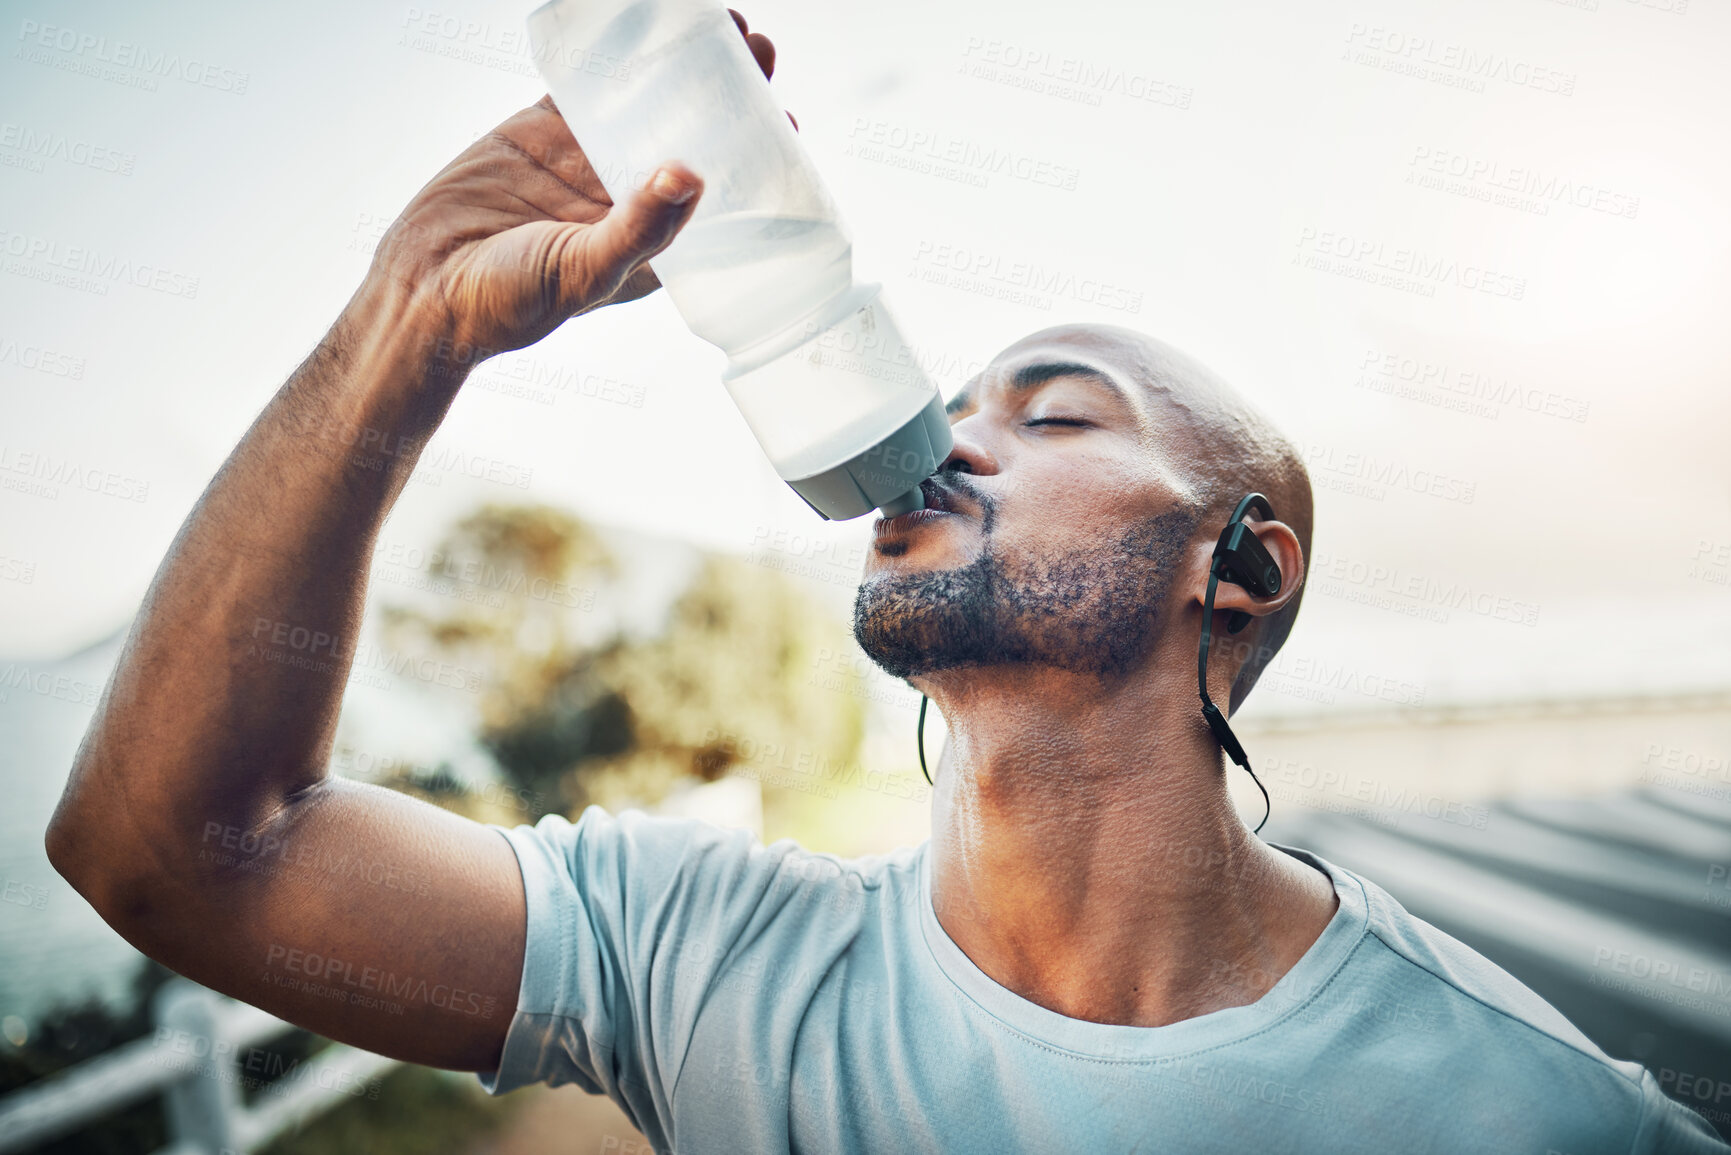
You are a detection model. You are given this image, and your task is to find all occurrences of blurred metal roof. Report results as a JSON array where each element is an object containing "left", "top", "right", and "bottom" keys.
[{"left": 1270, "top": 780, "right": 1731, "bottom": 1140}]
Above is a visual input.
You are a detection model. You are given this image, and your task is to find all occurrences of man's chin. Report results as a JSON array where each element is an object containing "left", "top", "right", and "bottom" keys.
[{"left": 852, "top": 555, "right": 997, "bottom": 680}]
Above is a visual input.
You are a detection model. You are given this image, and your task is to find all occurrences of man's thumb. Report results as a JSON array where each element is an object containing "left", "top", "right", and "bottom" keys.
[{"left": 582, "top": 164, "right": 703, "bottom": 285}]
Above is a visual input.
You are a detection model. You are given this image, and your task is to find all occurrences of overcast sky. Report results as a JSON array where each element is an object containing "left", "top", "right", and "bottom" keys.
[{"left": 3, "top": 0, "right": 1729, "bottom": 717}]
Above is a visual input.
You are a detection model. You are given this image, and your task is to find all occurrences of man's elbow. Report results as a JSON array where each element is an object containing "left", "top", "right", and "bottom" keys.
[
  {"left": 45, "top": 792, "right": 90, "bottom": 887},
  {"left": 46, "top": 802, "right": 102, "bottom": 903},
  {"left": 45, "top": 792, "right": 152, "bottom": 932}
]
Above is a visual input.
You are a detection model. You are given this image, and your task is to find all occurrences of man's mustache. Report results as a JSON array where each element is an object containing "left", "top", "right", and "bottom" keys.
[{"left": 924, "top": 471, "right": 996, "bottom": 524}]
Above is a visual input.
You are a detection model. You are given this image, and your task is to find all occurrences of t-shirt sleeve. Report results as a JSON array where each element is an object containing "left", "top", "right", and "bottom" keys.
[
  {"left": 475, "top": 805, "right": 791, "bottom": 1135},
  {"left": 1633, "top": 1067, "right": 1731, "bottom": 1153}
]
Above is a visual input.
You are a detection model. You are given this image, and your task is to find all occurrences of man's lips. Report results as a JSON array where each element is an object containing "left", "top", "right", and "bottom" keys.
[
  {"left": 874, "top": 479, "right": 967, "bottom": 540},
  {"left": 873, "top": 506, "right": 952, "bottom": 540}
]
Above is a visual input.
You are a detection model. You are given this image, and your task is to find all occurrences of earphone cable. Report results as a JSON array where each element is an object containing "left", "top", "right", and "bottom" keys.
[
  {"left": 917, "top": 693, "right": 933, "bottom": 786},
  {"left": 1199, "top": 567, "right": 1272, "bottom": 835}
]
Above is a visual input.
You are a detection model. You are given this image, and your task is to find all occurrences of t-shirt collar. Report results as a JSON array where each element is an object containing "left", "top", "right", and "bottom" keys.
[{"left": 915, "top": 840, "right": 1370, "bottom": 1060}]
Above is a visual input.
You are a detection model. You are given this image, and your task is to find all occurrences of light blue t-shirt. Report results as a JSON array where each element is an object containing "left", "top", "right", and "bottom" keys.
[{"left": 478, "top": 806, "right": 1726, "bottom": 1154}]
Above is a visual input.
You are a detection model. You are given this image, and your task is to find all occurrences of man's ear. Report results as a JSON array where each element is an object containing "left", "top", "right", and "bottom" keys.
[{"left": 1194, "top": 518, "right": 1305, "bottom": 621}]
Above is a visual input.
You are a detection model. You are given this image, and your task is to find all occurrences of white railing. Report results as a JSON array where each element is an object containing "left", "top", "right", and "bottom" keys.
[{"left": 0, "top": 980, "right": 399, "bottom": 1154}]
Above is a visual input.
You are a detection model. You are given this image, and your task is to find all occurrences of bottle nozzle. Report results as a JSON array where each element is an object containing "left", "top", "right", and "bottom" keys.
[{"left": 877, "top": 485, "right": 925, "bottom": 519}]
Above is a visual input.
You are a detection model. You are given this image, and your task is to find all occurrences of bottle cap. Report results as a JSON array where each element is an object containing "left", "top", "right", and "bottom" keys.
[{"left": 877, "top": 485, "right": 926, "bottom": 519}]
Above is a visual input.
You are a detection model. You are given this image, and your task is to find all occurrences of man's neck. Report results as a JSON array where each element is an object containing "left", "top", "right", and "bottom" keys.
[{"left": 920, "top": 659, "right": 1339, "bottom": 1029}]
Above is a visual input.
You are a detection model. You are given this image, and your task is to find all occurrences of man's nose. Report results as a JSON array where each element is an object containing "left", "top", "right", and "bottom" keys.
[{"left": 939, "top": 419, "right": 998, "bottom": 477}]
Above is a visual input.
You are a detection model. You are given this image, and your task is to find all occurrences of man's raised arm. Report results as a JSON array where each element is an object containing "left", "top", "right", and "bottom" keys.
[{"left": 42, "top": 95, "right": 704, "bottom": 1072}]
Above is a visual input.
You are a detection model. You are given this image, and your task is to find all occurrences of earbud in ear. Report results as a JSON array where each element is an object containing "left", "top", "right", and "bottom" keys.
[{"left": 1211, "top": 520, "right": 1282, "bottom": 598}]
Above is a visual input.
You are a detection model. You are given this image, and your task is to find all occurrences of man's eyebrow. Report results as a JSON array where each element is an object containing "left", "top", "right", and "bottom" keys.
[{"left": 945, "top": 361, "right": 1131, "bottom": 417}]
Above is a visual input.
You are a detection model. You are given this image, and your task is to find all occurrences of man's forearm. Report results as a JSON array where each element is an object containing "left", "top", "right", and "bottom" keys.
[{"left": 48, "top": 273, "right": 467, "bottom": 899}]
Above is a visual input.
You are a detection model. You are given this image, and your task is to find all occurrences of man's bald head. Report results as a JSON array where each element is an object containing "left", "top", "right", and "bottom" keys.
[{"left": 858, "top": 322, "right": 1312, "bottom": 714}]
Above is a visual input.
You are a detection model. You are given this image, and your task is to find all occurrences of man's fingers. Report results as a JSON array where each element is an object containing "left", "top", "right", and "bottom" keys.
[
  {"left": 571, "top": 164, "right": 703, "bottom": 298},
  {"left": 746, "top": 31, "right": 775, "bottom": 78},
  {"left": 729, "top": 9, "right": 776, "bottom": 78},
  {"left": 487, "top": 96, "right": 611, "bottom": 202}
]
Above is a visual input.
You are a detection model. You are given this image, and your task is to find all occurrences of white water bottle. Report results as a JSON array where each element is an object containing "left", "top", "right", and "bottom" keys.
[{"left": 527, "top": 0, "right": 950, "bottom": 519}]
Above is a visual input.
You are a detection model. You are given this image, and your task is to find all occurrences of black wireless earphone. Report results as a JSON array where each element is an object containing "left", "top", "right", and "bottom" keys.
[
  {"left": 1198, "top": 492, "right": 1281, "bottom": 834},
  {"left": 916, "top": 492, "right": 1283, "bottom": 836}
]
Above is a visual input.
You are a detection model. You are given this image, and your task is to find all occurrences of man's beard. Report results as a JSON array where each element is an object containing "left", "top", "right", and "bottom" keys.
[{"left": 852, "top": 487, "right": 1200, "bottom": 681}]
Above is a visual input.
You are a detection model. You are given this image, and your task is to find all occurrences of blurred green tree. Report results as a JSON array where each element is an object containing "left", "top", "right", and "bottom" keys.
[{"left": 377, "top": 503, "right": 866, "bottom": 827}]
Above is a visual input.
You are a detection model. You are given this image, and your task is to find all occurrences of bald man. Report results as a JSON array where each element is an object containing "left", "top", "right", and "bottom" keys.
[{"left": 46, "top": 17, "right": 1726, "bottom": 1155}]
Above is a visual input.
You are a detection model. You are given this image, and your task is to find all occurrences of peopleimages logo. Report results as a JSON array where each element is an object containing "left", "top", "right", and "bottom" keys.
[
  {"left": 1303, "top": 443, "right": 1476, "bottom": 505},
  {"left": 0, "top": 335, "right": 85, "bottom": 379},
  {"left": 15, "top": 20, "right": 250, "bottom": 94},
  {"left": 1590, "top": 946, "right": 1731, "bottom": 999},
  {"left": 0, "top": 445, "right": 149, "bottom": 503},
  {"left": 0, "top": 229, "right": 200, "bottom": 299},
  {"left": 1406, "top": 146, "right": 1639, "bottom": 220},
  {"left": 846, "top": 117, "right": 1081, "bottom": 191},
  {"left": 263, "top": 943, "right": 498, "bottom": 1019},
  {"left": 1261, "top": 758, "right": 1491, "bottom": 829},
  {"left": 1293, "top": 228, "right": 1526, "bottom": 301},
  {"left": 0, "top": 122, "right": 136, "bottom": 175},
  {"left": 1166, "top": 1059, "right": 1329, "bottom": 1117},
  {"left": 957, "top": 36, "right": 1194, "bottom": 110},
  {"left": 396, "top": 442, "right": 533, "bottom": 489},
  {"left": 910, "top": 239, "right": 1144, "bottom": 314},
  {"left": 1310, "top": 548, "right": 1540, "bottom": 627},
  {"left": 1644, "top": 741, "right": 1731, "bottom": 783},
  {"left": 1261, "top": 653, "right": 1427, "bottom": 707},
  {"left": 398, "top": 7, "right": 632, "bottom": 82},
  {"left": 370, "top": 539, "right": 596, "bottom": 610},
  {"left": 1354, "top": 347, "right": 1590, "bottom": 425},
  {"left": 1342, "top": 23, "right": 1576, "bottom": 96},
  {"left": 0, "top": 662, "right": 101, "bottom": 707}
]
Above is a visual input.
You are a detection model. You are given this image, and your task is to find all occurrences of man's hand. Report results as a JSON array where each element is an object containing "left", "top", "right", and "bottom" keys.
[
  {"left": 371, "top": 6, "right": 786, "bottom": 358},
  {"left": 377, "top": 98, "right": 701, "bottom": 358}
]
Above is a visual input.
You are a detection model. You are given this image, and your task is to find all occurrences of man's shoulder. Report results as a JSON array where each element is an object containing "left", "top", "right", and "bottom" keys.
[
  {"left": 1280, "top": 853, "right": 1731, "bottom": 1150},
  {"left": 1327, "top": 852, "right": 1639, "bottom": 1078},
  {"left": 512, "top": 805, "right": 924, "bottom": 905}
]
